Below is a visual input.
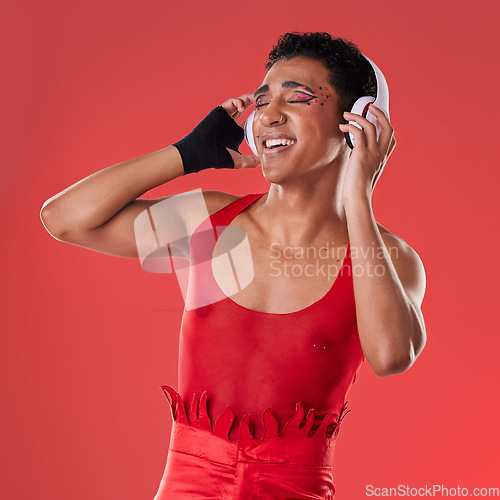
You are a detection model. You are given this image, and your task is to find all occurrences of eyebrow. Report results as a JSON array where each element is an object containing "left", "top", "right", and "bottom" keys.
[{"left": 253, "top": 81, "right": 315, "bottom": 98}]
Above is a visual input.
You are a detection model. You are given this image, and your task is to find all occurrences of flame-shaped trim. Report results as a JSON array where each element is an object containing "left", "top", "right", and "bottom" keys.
[{"left": 160, "top": 385, "right": 350, "bottom": 443}]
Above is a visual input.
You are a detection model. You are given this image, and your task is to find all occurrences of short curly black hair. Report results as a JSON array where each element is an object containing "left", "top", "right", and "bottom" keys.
[{"left": 266, "top": 32, "right": 376, "bottom": 112}]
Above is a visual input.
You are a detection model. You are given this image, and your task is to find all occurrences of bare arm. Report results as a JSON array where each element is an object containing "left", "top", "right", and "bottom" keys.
[
  {"left": 40, "top": 94, "right": 259, "bottom": 258},
  {"left": 345, "top": 200, "right": 427, "bottom": 377},
  {"left": 40, "top": 146, "right": 188, "bottom": 257},
  {"left": 340, "top": 105, "right": 426, "bottom": 377}
]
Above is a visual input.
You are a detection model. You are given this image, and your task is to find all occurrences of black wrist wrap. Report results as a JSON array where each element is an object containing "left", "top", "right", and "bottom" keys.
[{"left": 173, "top": 106, "right": 245, "bottom": 175}]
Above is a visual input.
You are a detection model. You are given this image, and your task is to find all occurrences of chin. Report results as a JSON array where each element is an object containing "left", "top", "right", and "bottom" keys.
[
  {"left": 261, "top": 162, "right": 301, "bottom": 186},
  {"left": 261, "top": 159, "right": 287, "bottom": 183},
  {"left": 261, "top": 169, "right": 282, "bottom": 185}
]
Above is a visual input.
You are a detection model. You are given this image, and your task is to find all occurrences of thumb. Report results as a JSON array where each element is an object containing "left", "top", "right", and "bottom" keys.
[
  {"left": 226, "top": 148, "right": 261, "bottom": 170},
  {"left": 238, "top": 154, "right": 261, "bottom": 170}
]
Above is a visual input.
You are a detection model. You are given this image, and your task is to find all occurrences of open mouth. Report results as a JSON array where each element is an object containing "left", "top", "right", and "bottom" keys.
[{"left": 262, "top": 138, "right": 296, "bottom": 155}]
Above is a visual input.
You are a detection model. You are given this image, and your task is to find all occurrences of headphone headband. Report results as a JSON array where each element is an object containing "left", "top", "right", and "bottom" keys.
[{"left": 344, "top": 54, "right": 390, "bottom": 149}]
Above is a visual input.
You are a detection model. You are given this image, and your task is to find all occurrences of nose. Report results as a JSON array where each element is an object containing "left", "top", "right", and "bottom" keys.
[{"left": 258, "top": 102, "right": 286, "bottom": 128}]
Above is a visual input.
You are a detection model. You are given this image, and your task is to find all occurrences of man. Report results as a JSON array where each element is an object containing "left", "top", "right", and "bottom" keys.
[{"left": 41, "top": 32, "right": 426, "bottom": 499}]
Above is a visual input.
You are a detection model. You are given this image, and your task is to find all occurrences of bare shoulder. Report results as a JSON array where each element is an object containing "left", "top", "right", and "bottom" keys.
[
  {"left": 201, "top": 190, "right": 241, "bottom": 215},
  {"left": 146, "top": 190, "right": 241, "bottom": 227},
  {"left": 376, "top": 222, "right": 415, "bottom": 258},
  {"left": 377, "top": 222, "right": 427, "bottom": 308},
  {"left": 132, "top": 190, "right": 241, "bottom": 263}
]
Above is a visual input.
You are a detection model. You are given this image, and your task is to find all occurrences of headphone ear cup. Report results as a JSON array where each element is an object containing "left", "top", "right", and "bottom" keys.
[
  {"left": 345, "top": 96, "right": 376, "bottom": 149},
  {"left": 244, "top": 110, "right": 258, "bottom": 156}
]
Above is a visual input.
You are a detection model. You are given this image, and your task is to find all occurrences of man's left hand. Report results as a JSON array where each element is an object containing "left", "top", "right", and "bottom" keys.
[{"left": 339, "top": 104, "right": 396, "bottom": 203}]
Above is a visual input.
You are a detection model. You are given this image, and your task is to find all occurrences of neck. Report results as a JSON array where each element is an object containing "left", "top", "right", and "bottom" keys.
[{"left": 255, "top": 167, "right": 349, "bottom": 248}]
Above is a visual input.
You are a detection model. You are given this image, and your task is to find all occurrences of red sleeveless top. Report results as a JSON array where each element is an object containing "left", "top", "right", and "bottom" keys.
[{"left": 166, "top": 193, "right": 365, "bottom": 443}]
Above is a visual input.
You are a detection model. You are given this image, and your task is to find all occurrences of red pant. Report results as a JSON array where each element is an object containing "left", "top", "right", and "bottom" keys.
[{"left": 153, "top": 386, "right": 349, "bottom": 499}]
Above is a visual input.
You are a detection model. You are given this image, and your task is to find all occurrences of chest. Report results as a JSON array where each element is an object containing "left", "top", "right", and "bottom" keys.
[{"left": 210, "top": 216, "right": 350, "bottom": 315}]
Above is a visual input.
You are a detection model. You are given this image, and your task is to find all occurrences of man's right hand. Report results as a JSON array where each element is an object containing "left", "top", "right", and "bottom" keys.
[{"left": 221, "top": 93, "right": 261, "bottom": 170}]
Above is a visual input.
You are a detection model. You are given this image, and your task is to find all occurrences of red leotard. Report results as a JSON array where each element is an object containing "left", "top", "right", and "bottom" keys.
[
  {"left": 163, "top": 192, "right": 365, "bottom": 443},
  {"left": 155, "top": 192, "right": 366, "bottom": 498}
]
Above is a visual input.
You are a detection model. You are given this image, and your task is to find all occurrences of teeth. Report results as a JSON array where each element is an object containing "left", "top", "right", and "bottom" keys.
[{"left": 265, "top": 138, "right": 295, "bottom": 148}]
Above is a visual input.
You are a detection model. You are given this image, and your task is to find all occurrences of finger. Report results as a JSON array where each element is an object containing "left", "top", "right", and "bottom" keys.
[
  {"left": 343, "top": 111, "right": 377, "bottom": 150},
  {"left": 238, "top": 93, "right": 256, "bottom": 106},
  {"left": 233, "top": 94, "right": 256, "bottom": 112},
  {"left": 339, "top": 122, "right": 368, "bottom": 149},
  {"left": 239, "top": 154, "right": 261, "bottom": 170},
  {"left": 221, "top": 98, "right": 245, "bottom": 119},
  {"left": 368, "top": 104, "right": 394, "bottom": 155},
  {"left": 368, "top": 103, "right": 390, "bottom": 124},
  {"left": 226, "top": 148, "right": 261, "bottom": 170},
  {"left": 229, "top": 99, "right": 246, "bottom": 117},
  {"left": 236, "top": 95, "right": 256, "bottom": 123},
  {"left": 224, "top": 95, "right": 256, "bottom": 122}
]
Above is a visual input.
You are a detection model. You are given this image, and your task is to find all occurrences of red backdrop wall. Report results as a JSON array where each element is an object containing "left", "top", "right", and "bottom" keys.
[{"left": 2, "top": 0, "right": 499, "bottom": 498}]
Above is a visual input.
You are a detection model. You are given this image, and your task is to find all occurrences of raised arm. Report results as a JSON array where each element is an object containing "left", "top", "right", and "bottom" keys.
[
  {"left": 339, "top": 104, "right": 426, "bottom": 376},
  {"left": 40, "top": 146, "right": 186, "bottom": 258},
  {"left": 40, "top": 94, "right": 260, "bottom": 258}
]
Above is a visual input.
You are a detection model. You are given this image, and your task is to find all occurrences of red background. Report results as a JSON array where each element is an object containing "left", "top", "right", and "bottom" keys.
[{"left": 2, "top": 0, "right": 499, "bottom": 498}]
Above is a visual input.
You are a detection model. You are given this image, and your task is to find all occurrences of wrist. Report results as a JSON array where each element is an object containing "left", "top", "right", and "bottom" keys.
[
  {"left": 343, "top": 189, "right": 372, "bottom": 211},
  {"left": 173, "top": 106, "right": 244, "bottom": 175}
]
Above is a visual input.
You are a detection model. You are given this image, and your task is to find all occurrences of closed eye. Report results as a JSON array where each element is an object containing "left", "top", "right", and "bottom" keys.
[
  {"left": 289, "top": 98, "right": 314, "bottom": 103},
  {"left": 290, "top": 92, "right": 315, "bottom": 102},
  {"left": 255, "top": 92, "right": 315, "bottom": 109}
]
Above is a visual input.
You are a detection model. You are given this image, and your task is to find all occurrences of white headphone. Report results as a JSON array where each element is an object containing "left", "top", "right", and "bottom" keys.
[{"left": 244, "top": 53, "right": 390, "bottom": 154}]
